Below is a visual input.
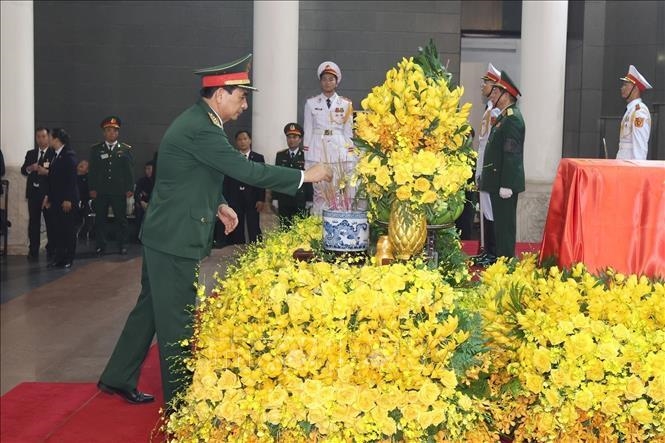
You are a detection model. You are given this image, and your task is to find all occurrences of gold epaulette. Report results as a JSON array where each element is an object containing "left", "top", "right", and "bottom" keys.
[
  {"left": 208, "top": 112, "right": 222, "bottom": 128},
  {"left": 120, "top": 142, "right": 132, "bottom": 149}
]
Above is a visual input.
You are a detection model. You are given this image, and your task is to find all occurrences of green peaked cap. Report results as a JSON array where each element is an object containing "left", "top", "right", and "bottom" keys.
[
  {"left": 496, "top": 70, "right": 521, "bottom": 98},
  {"left": 194, "top": 53, "right": 257, "bottom": 91}
]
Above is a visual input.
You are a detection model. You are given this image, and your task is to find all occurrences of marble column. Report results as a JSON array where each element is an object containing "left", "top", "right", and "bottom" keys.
[
  {"left": 517, "top": 0, "right": 568, "bottom": 242},
  {"left": 1, "top": 1, "right": 34, "bottom": 254},
  {"left": 252, "top": 0, "right": 299, "bottom": 166}
]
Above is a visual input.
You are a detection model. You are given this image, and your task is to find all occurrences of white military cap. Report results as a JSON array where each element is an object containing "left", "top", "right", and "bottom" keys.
[
  {"left": 481, "top": 63, "right": 501, "bottom": 82},
  {"left": 317, "top": 61, "right": 342, "bottom": 84},
  {"left": 620, "top": 65, "right": 653, "bottom": 91}
]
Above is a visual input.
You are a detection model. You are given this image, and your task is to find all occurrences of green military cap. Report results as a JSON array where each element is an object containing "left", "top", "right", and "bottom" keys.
[
  {"left": 284, "top": 122, "right": 304, "bottom": 137},
  {"left": 101, "top": 116, "right": 121, "bottom": 129},
  {"left": 495, "top": 71, "right": 521, "bottom": 98},
  {"left": 194, "top": 53, "right": 257, "bottom": 91}
]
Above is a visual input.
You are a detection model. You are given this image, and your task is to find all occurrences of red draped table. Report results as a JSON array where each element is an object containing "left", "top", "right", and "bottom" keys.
[{"left": 540, "top": 158, "right": 665, "bottom": 277}]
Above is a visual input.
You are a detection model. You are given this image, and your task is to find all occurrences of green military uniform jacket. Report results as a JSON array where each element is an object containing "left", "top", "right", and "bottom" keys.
[
  {"left": 88, "top": 142, "right": 134, "bottom": 195},
  {"left": 273, "top": 148, "right": 312, "bottom": 208},
  {"left": 141, "top": 99, "right": 302, "bottom": 260},
  {"left": 479, "top": 104, "right": 525, "bottom": 194}
]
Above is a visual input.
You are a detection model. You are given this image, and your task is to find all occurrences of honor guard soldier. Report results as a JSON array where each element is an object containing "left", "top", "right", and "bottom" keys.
[
  {"left": 617, "top": 65, "right": 652, "bottom": 160},
  {"left": 98, "top": 54, "right": 332, "bottom": 407},
  {"left": 480, "top": 71, "right": 525, "bottom": 259},
  {"left": 88, "top": 116, "right": 135, "bottom": 255},
  {"left": 303, "top": 61, "right": 356, "bottom": 214},
  {"left": 273, "top": 123, "right": 313, "bottom": 227},
  {"left": 475, "top": 63, "right": 502, "bottom": 264}
]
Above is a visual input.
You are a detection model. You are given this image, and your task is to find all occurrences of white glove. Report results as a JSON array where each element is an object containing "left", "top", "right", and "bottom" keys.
[
  {"left": 499, "top": 187, "right": 513, "bottom": 199},
  {"left": 272, "top": 199, "right": 279, "bottom": 209},
  {"left": 305, "top": 201, "right": 314, "bottom": 209}
]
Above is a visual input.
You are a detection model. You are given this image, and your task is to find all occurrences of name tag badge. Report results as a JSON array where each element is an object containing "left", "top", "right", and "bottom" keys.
[
  {"left": 101, "top": 153, "right": 109, "bottom": 159},
  {"left": 43, "top": 161, "right": 50, "bottom": 168}
]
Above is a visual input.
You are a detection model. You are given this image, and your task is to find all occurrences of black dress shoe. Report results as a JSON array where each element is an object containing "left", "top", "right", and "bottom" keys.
[
  {"left": 95, "top": 247, "right": 105, "bottom": 256},
  {"left": 47, "top": 260, "right": 59, "bottom": 268},
  {"left": 63, "top": 261, "right": 73, "bottom": 269},
  {"left": 119, "top": 247, "right": 128, "bottom": 255},
  {"left": 27, "top": 253, "right": 39, "bottom": 262},
  {"left": 97, "top": 381, "right": 154, "bottom": 404}
]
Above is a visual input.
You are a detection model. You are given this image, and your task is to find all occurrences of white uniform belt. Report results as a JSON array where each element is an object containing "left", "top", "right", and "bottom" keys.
[{"left": 314, "top": 129, "right": 342, "bottom": 136}]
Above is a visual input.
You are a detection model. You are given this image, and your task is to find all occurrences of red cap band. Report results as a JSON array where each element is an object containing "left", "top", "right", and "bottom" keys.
[
  {"left": 497, "top": 79, "right": 520, "bottom": 98},
  {"left": 626, "top": 73, "right": 646, "bottom": 92},
  {"left": 202, "top": 71, "right": 250, "bottom": 88}
]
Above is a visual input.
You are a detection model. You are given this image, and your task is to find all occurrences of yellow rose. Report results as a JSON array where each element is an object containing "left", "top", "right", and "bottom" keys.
[
  {"left": 420, "top": 190, "right": 437, "bottom": 204},
  {"left": 525, "top": 373, "right": 543, "bottom": 393},
  {"left": 574, "top": 387, "right": 594, "bottom": 411},
  {"left": 532, "top": 347, "right": 552, "bottom": 373},
  {"left": 630, "top": 399, "right": 654, "bottom": 424},
  {"left": 416, "top": 380, "right": 441, "bottom": 406},
  {"left": 625, "top": 376, "right": 646, "bottom": 400},
  {"left": 218, "top": 369, "right": 241, "bottom": 390},
  {"left": 414, "top": 177, "right": 431, "bottom": 193},
  {"left": 374, "top": 166, "right": 392, "bottom": 188},
  {"left": 395, "top": 185, "right": 412, "bottom": 201},
  {"left": 647, "top": 375, "right": 665, "bottom": 402}
]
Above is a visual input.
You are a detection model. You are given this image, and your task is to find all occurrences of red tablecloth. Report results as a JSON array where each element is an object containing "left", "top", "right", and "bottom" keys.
[{"left": 540, "top": 158, "right": 665, "bottom": 277}]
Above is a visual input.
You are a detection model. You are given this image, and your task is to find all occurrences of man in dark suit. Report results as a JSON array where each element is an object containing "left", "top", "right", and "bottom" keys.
[
  {"left": 21, "top": 128, "right": 56, "bottom": 260},
  {"left": 273, "top": 122, "right": 313, "bottom": 228},
  {"left": 43, "top": 128, "right": 79, "bottom": 268},
  {"left": 98, "top": 54, "right": 332, "bottom": 406},
  {"left": 223, "top": 130, "right": 265, "bottom": 244},
  {"left": 479, "top": 71, "right": 525, "bottom": 259}
]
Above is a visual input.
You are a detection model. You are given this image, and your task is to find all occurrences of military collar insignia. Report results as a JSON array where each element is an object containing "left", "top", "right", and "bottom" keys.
[{"left": 208, "top": 112, "right": 223, "bottom": 128}]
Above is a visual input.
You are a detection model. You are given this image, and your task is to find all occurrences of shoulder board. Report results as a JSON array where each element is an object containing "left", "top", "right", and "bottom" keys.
[
  {"left": 339, "top": 96, "right": 352, "bottom": 102},
  {"left": 208, "top": 112, "right": 223, "bottom": 128},
  {"left": 506, "top": 108, "right": 514, "bottom": 116},
  {"left": 308, "top": 94, "right": 319, "bottom": 100},
  {"left": 90, "top": 142, "right": 104, "bottom": 149},
  {"left": 635, "top": 104, "right": 641, "bottom": 110},
  {"left": 277, "top": 148, "right": 289, "bottom": 154},
  {"left": 120, "top": 142, "right": 132, "bottom": 149}
]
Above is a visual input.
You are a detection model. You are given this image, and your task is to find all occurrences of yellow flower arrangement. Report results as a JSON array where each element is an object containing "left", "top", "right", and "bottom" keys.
[
  {"left": 166, "top": 217, "right": 495, "bottom": 442},
  {"left": 478, "top": 255, "right": 665, "bottom": 442},
  {"left": 354, "top": 41, "right": 474, "bottom": 225}
]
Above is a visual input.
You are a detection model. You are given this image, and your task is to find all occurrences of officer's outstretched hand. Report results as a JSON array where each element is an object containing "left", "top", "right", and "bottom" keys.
[
  {"left": 304, "top": 164, "right": 333, "bottom": 183},
  {"left": 217, "top": 204, "right": 238, "bottom": 234}
]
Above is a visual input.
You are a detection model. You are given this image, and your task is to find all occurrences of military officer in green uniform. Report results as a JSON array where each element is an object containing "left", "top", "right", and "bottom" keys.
[
  {"left": 88, "top": 116, "right": 134, "bottom": 255},
  {"left": 272, "top": 122, "right": 313, "bottom": 228},
  {"left": 97, "top": 54, "right": 332, "bottom": 406},
  {"left": 479, "top": 71, "right": 525, "bottom": 259}
]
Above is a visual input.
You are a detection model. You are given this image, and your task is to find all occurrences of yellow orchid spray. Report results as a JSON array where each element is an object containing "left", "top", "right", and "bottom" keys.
[{"left": 354, "top": 41, "right": 474, "bottom": 224}]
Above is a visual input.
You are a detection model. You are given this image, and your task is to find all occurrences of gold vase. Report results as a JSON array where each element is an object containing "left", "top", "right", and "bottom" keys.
[{"left": 388, "top": 200, "right": 427, "bottom": 260}]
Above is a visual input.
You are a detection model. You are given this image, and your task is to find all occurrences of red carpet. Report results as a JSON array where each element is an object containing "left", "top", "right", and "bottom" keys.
[
  {"left": 1, "top": 346, "right": 164, "bottom": 443},
  {"left": 461, "top": 240, "right": 541, "bottom": 257},
  {"left": 1, "top": 242, "right": 539, "bottom": 442}
]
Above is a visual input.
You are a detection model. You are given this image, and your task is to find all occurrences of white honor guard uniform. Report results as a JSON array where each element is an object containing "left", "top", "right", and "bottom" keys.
[
  {"left": 476, "top": 63, "right": 501, "bottom": 221},
  {"left": 617, "top": 65, "right": 652, "bottom": 160},
  {"left": 303, "top": 61, "right": 356, "bottom": 215}
]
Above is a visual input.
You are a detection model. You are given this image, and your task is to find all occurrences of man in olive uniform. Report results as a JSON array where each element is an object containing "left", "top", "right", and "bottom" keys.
[
  {"left": 88, "top": 116, "right": 134, "bottom": 255},
  {"left": 272, "top": 122, "right": 313, "bottom": 228},
  {"left": 479, "top": 71, "right": 525, "bottom": 259},
  {"left": 98, "top": 54, "right": 332, "bottom": 406}
]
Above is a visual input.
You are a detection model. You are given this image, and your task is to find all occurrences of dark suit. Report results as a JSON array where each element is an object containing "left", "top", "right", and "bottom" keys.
[
  {"left": 21, "top": 147, "right": 56, "bottom": 256},
  {"left": 100, "top": 99, "right": 302, "bottom": 405},
  {"left": 273, "top": 147, "right": 312, "bottom": 227},
  {"left": 46, "top": 146, "right": 80, "bottom": 264},
  {"left": 223, "top": 150, "right": 265, "bottom": 244},
  {"left": 479, "top": 104, "right": 525, "bottom": 257}
]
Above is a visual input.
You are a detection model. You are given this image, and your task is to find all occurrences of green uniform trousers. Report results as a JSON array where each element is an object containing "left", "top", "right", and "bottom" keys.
[
  {"left": 99, "top": 245, "right": 197, "bottom": 404},
  {"left": 489, "top": 193, "right": 519, "bottom": 258},
  {"left": 94, "top": 194, "right": 128, "bottom": 250}
]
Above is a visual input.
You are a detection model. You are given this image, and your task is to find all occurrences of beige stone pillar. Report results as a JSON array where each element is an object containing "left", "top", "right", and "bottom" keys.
[
  {"left": 252, "top": 0, "right": 299, "bottom": 165},
  {"left": 1, "top": 1, "right": 34, "bottom": 254},
  {"left": 517, "top": 0, "right": 568, "bottom": 242}
]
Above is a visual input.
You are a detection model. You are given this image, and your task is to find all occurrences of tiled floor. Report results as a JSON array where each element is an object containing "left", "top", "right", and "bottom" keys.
[{"left": 0, "top": 241, "right": 246, "bottom": 396}]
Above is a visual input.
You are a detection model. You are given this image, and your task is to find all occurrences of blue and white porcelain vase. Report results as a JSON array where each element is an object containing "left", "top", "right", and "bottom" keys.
[{"left": 322, "top": 210, "right": 370, "bottom": 252}]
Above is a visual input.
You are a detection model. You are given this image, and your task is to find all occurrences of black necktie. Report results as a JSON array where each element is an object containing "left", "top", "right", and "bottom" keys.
[
  {"left": 38, "top": 150, "right": 44, "bottom": 164},
  {"left": 290, "top": 151, "right": 295, "bottom": 159},
  {"left": 326, "top": 98, "right": 331, "bottom": 109}
]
